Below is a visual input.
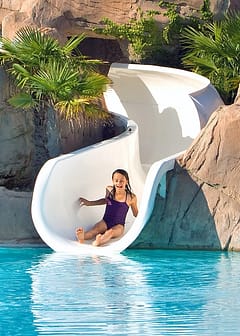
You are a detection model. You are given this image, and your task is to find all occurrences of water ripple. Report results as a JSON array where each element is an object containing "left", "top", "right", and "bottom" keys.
[{"left": 1, "top": 248, "right": 240, "bottom": 335}]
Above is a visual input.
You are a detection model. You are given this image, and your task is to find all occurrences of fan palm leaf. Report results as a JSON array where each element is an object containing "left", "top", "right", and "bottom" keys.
[
  {"left": 0, "top": 26, "right": 110, "bottom": 118},
  {"left": 181, "top": 11, "right": 240, "bottom": 103},
  {"left": 0, "top": 27, "right": 61, "bottom": 67},
  {"left": 62, "top": 34, "right": 86, "bottom": 54}
]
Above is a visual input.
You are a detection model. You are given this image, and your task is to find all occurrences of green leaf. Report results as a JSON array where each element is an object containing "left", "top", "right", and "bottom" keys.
[
  {"left": 8, "top": 93, "right": 35, "bottom": 108},
  {"left": 62, "top": 34, "right": 86, "bottom": 54}
]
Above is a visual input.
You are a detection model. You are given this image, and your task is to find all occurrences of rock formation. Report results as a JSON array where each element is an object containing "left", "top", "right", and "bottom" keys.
[
  {"left": 0, "top": 187, "right": 40, "bottom": 244},
  {"left": 0, "top": 69, "right": 34, "bottom": 188},
  {"left": 0, "top": 0, "right": 240, "bottom": 248},
  {"left": 1, "top": 1, "right": 240, "bottom": 40},
  {"left": 133, "top": 98, "right": 240, "bottom": 251}
]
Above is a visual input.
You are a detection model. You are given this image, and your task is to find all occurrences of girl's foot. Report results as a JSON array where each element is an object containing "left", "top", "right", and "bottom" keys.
[
  {"left": 92, "top": 234, "right": 102, "bottom": 246},
  {"left": 92, "top": 230, "right": 113, "bottom": 247},
  {"left": 76, "top": 227, "right": 84, "bottom": 243}
]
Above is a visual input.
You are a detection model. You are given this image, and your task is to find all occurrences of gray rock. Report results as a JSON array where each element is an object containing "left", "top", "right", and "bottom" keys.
[
  {"left": 0, "top": 102, "right": 34, "bottom": 188},
  {"left": 0, "top": 187, "right": 43, "bottom": 245},
  {"left": 133, "top": 102, "right": 240, "bottom": 251}
]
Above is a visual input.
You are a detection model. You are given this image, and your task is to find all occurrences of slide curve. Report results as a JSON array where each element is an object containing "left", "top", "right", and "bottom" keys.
[{"left": 31, "top": 63, "right": 223, "bottom": 255}]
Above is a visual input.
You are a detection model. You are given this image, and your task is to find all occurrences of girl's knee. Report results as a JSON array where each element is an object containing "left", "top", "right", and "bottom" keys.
[
  {"left": 111, "top": 226, "right": 124, "bottom": 238},
  {"left": 105, "top": 228, "right": 113, "bottom": 236}
]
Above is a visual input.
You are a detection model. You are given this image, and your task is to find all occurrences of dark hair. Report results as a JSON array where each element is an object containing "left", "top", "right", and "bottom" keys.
[{"left": 111, "top": 169, "right": 133, "bottom": 198}]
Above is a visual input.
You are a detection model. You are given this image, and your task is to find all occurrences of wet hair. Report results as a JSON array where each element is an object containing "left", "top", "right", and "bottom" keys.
[{"left": 111, "top": 168, "right": 133, "bottom": 198}]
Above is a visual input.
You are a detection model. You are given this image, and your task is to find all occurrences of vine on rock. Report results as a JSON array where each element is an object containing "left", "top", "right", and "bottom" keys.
[
  {"left": 94, "top": 8, "right": 163, "bottom": 63},
  {"left": 94, "top": 1, "right": 213, "bottom": 66}
]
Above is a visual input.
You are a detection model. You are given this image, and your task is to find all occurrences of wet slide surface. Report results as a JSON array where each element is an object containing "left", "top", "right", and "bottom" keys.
[{"left": 31, "top": 63, "right": 223, "bottom": 255}]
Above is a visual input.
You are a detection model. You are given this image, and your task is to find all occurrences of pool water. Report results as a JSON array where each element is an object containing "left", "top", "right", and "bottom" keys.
[{"left": 0, "top": 248, "right": 240, "bottom": 335}]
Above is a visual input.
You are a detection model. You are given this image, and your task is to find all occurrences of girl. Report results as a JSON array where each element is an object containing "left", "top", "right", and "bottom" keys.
[{"left": 76, "top": 169, "right": 138, "bottom": 246}]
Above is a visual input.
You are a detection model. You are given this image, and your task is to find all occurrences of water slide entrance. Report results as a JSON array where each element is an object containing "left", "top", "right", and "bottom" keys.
[{"left": 31, "top": 63, "right": 223, "bottom": 255}]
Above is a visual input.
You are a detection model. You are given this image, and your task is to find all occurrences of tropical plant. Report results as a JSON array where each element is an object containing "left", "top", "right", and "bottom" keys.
[
  {"left": 0, "top": 26, "right": 112, "bottom": 178},
  {"left": 94, "top": 1, "right": 214, "bottom": 66},
  {"left": 95, "top": 9, "right": 163, "bottom": 63},
  {"left": 156, "top": 0, "right": 214, "bottom": 66},
  {"left": 159, "top": 0, "right": 213, "bottom": 44},
  {"left": 181, "top": 11, "right": 240, "bottom": 104},
  {"left": 0, "top": 26, "right": 110, "bottom": 119}
]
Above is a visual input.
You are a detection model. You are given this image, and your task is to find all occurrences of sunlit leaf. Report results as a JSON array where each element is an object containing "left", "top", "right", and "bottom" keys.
[{"left": 8, "top": 93, "right": 36, "bottom": 108}]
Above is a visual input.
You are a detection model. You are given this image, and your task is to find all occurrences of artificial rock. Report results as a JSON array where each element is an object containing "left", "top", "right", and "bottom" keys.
[
  {"left": 0, "top": 0, "right": 240, "bottom": 248},
  {"left": 1, "top": 1, "right": 240, "bottom": 40},
  {"left": 133, "top": 101, "right": 240, "bottom": 251}
]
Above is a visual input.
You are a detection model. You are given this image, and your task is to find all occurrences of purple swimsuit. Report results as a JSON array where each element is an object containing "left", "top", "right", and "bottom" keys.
[{"left": 103, "top": 197, "right": 129, "bottom": 229}]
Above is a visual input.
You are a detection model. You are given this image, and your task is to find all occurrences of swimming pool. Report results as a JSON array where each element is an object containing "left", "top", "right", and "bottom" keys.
[{"left": 0, "top": 247, "right": 239, "bottom": 335}]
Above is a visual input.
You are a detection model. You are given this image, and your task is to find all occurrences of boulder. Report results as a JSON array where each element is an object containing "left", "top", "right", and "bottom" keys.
[
  {"left": 0, "top": 187, "right": 43, "bottom": 245},
  {"left": 1, "top": 1, "right": 240, "bottom": 40},
  {"left": 0, "top": 104, "right": 34, "bottom": 189},
  {"left": 133, "top": 101, "right": 240, "bottom": 251}
]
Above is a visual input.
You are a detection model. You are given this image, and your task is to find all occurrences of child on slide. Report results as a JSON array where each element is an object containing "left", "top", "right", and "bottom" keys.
[{"left": 76, "top": 169, "right": 138, "bottom": 247}]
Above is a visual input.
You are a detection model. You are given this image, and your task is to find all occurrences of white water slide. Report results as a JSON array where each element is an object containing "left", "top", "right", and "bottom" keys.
[{"left": 31, "top": 63, "right": 223, "bottom": 255}]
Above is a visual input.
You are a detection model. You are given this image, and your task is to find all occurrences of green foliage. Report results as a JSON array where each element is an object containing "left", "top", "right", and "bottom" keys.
[
  {"left": 158, "top": 1, "right": 185, "bottom": 44},
  {"left": 8, "top": 92, "right": 34, "bottom": 108},
  {"left": 200, "top": 0, "right": 213, "bottom": 21},
  {"left": 158, "top": 0, "right": 213, "bottom": 44},
  {"left": 181, "top": 11, "right": 240, "bottom": 104},
  {"left": 94, "top": 1, "right": 214, "bottom": 66},
  {"left": 0, "top": 26, "right": 110, "bottom": 118},
  {"left": 93, "top": 0, "right": 239, "bottom": 104},
  {"left": 95, "top": 9, "right": 163, "bottom": 63}
]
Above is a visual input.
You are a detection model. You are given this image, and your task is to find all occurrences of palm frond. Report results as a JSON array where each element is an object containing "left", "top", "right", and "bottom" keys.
[
  {"left": 181, "top": 11, "right": 240, "bottom": 103},
  {"left": 184, "top": 56, "right": 218, "bottom": 73},
  {"left": 62, "top": 34, "right": 86, "bottom": 54},
  {"left": 77, "top": 72, "right": 110, "bottom": 97},
  {"left": 9, "top": 63, "right": 32, "bottom": 88},
  {"left": 55, "top": 98, "right": 90, "bottom": 119},
  {"left": 1, "top": 25, "right": 110, "bottom": 119},
  {"left": 8, "top": 92, "right": 36, "bottom": 108},
  {"left": 5, "top": 26, "right": 63, "bottom": 68},
  {"left": 0, "top": 37, "right": 22, "bottom": 64},
  {"left": 28, "top": 61, "right": 81, "bottom": 105},
  {"left": 56, "top": 98, "right": 109, "bottom": 119},
  {"left": 222, "top": 11, "right": 240, "bottom": 38}
]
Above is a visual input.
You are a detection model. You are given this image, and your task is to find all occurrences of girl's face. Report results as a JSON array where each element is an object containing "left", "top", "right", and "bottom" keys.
[{"left": 112, "top": 173, "right": 128, "bottom": 190}]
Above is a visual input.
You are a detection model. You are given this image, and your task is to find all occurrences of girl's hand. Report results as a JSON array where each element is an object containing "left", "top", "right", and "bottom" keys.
[
  {"left": 130, "top": 194, "right": 138, "bottom": 217},
  {"left": 79, "top": 197, "right": 89, "bottom": 206}
]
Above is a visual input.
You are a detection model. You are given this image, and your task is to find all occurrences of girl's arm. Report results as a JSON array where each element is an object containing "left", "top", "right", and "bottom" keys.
[
  {"left": 79, "top": 197, "right": 106, "bottom": 206},
  {"left": 79, "top": 188, "right": 110, "bottom": 206},
  {"left": 130, "top": 194, "right": 138, "bottom": 217}
]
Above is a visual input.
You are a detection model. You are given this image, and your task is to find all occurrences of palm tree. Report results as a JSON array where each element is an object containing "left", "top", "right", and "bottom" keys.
[
  {"left": 0, "top": 26, "right": 110, "bottom": 178},
  {"left": 0, "top": 26, "right": 110, "bottom": 118},
  {"left": 181, "top": 11, "right": 240, "bottom": 104}
]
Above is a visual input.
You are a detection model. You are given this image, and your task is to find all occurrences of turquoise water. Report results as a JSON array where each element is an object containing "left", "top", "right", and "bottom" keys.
[{"left": 0, "top": 248, "right": 240, "bottom": 335}]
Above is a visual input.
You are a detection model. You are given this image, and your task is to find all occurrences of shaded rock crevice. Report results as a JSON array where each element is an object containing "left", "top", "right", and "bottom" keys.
[{"left": 134, "top": 102, "right": 240, "bottom": 251}]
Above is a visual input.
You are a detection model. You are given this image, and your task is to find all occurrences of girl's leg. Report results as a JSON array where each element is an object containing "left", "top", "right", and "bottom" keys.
[
  {"left": 93, "top": 224, "right": 124, "bottom": 246},
  {"left": 76, "top": 220, "right": 107, "bottom": 243}
]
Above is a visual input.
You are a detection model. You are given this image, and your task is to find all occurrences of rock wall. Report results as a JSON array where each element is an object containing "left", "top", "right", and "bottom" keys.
[
  {"left": 1, "top": 1, "right": 240, "bottom": 39},
  {"left": 0, "top": 187, "right": 41, "bottom": 244},
  {"left": 0, "top": 68, "right": 34, "bottom": 189},
  {"left": 133, "top": 101, "right": 240, "bottom": 251},
  {"left": 0, "top": 104, "right": 34, "bottom": 188}
]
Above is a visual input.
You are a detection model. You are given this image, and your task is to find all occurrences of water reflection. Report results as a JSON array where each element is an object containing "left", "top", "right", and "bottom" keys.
[
  {"left": 28, "top": 250, "right": 240, "bottom": 335},
  {"left": 196, "top": 252, "right": 240, "bottom": 334},
  {"left": 29, "top": 252, "right": 158, "bottom": 335}
]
